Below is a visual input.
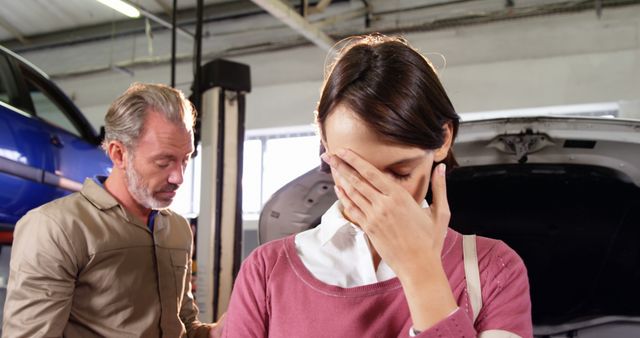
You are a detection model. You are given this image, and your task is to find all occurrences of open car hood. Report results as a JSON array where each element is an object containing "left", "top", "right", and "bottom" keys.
[{"left": 454, "top": 116, "right": 640, "bottom": 186}]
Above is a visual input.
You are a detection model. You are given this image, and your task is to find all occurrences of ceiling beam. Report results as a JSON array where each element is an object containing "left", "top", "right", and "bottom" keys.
[
  {"left": 251, "top": 0, "right": 335, "bottom": 51},
  {"left": 154, "top": 0, "right": 173, "bottom": 16}
]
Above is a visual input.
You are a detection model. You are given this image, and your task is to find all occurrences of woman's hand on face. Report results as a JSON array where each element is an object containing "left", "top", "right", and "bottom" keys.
[{"left": 321, "top": 148, "right": 451, "bottom": 281}]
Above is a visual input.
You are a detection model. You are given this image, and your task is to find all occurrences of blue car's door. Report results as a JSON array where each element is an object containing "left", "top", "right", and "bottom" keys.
[
  {"left": 0, "top": 105, "right": 60, "bottom": 228},
  {"left": 0, "top": 54, "right": 58, "bottom": 233},
  {"left": 18, "top": 63, "right": 112, "bottom": 200}
]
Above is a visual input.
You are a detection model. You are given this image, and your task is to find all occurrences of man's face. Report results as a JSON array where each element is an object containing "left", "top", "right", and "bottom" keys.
[{"left": 125, "top": 110, "right": 194, "bottom": 209}]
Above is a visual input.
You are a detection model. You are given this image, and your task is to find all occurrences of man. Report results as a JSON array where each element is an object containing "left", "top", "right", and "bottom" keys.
[{"left": 3, "top": 83, "right": 222, "bottom": 338}]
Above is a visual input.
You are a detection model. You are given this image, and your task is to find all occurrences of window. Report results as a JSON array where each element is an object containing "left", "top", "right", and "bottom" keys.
[
  {"left": 168, "top": 125, "right": 321, "bottom": 224},
  {"left": 261, "top": 135, "right": 321, "bottom": 204},
  {"left": 0, "top": 56, "right": 12, "bottom": 105},
  {"left": 0, "top": 71, "right": 9, "bottom": 105},
  {"left": 26, "top": 77, "right": 82, "bottom": 137},
  {"left": 167, "top": 126, "right": 320, "bottom": 258},
  {"left": 243, "top": 126, "right": 321, "bottom": 220},
  {"left": 171, "top": 144, "right": 201, "bottom": 218},
  {"left": 242, "top": 139, "right": 263, "bottom": 214}
]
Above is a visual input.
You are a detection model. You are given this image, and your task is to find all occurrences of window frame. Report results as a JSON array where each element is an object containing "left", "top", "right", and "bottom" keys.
[
  {"left": 4, "top": 51, "right": 101, "bottom": 144},
  {"left": 242, "top": 125, "right": 318, "bottom": 220},
  {"left": 0, "top": 52, "right": 31, "bottom": 113}
]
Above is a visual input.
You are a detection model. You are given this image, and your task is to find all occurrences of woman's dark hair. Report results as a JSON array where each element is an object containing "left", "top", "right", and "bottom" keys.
[{"left": 316, "top": 34, "right": 459, "bottom": 173}]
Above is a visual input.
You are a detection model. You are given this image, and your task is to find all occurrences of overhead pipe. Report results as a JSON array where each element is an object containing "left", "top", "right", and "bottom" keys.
[
  {"left": 120, "top": 0, "right": 194, "bottom": 39},
  {"left": 0, "top": 16, "right": 28, "bottom": 44},
  {"left": 306, "top": 0, "right": 333, "bottom": 15},
  {"left": 251, "top": 0, "right": 335, "bottom": 51}
]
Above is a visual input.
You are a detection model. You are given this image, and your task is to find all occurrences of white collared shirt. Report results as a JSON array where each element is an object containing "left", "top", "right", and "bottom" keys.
[
  {"left": 294, "top": 200, "right": 429, "bottom": 288},
  {"left": 294, "top": 200, "right": 432, "bottom": 336},
  {"left": 294, "top": 200, "right": 452, "bottom": 336}
]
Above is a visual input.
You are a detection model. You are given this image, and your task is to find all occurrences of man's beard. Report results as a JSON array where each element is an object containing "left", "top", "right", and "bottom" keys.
[{"left": 126, "top": 154, "right": 177, "bottom": 209}]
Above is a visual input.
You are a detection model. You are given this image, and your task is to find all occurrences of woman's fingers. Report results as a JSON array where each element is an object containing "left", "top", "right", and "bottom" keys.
[
  {"left": 322, "top": 152, "right": 381, "bottom": 205},
  {"left": 333, "top": 149, "right": 393, "bottom": 196},
  {"left": 334, "top": 185, "right": 366, "bottom": 224},
  {"left": 429, "top": 163, "right": 451, "bottom": 227},
  {"left": 333, "top": 170, "right": 373, "bottom": 212}
]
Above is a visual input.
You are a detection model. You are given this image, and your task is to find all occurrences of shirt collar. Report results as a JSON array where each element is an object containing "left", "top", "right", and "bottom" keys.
[
  {"left": 317, "top": 201, "right": 351, "bottom": 246},
  {"left": 317, "top": 199, "right": 430, "bottom": 246},
  {"left": 81, "top": 177, "right": 119, "bottom": 211},
  {"left": 80, "top": 176, "right": 170, "bottom": 217}
]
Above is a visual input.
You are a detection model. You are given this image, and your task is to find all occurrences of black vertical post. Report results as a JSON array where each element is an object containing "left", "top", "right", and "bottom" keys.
[
  {"left": 171, "top": 0, "right": 177, "bottom": 87},
  {"left": 233, "top": 95, "right": 246, "bottom": 279},
  {"left": 362, "top": 0, "right": 371, "bottom": 28},
  {"left": 193, "top": 0, "right": 204, "bottom": 114},
  {"left": 212, "top": 89, "right": 225, "bottom": 321},
  {"left": 191, "top": 0, "right": 204, "bottom": 152}
]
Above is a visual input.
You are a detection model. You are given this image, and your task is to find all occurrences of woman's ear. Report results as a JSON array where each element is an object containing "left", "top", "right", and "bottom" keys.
[
  {"left": 434, "top": 122, "right": 454, "bottom": 162},
  {"left": 320, "top": 138, "right": 329, "bottom": 154},
  {"left": 319, "top": 138, "right": 332, "bottom": 173}
]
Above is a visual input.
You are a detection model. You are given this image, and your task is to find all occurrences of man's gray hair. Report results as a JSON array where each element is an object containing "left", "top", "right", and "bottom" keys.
[{"left": 101, "top": 82, "right": 196, "bottom": 152}]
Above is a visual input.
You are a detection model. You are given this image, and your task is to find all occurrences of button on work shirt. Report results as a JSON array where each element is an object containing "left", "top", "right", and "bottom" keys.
[{"left": 3, "top": 178, "right": 212, "bottom": 338}]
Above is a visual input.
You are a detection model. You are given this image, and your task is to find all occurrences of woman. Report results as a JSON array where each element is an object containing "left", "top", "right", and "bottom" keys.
[{"left": 223, "top": 34, "right": 532, "bottom": 337}]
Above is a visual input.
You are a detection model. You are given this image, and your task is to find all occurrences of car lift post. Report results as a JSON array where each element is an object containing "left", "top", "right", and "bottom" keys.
[{"left": 195, "top": 59, "right": 251, "bottom": 322}]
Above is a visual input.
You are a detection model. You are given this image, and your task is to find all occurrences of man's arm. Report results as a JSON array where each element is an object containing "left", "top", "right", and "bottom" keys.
[
  {"left": 179, "top": 244, "right": 223, "bottom": 338},
  {"left": 2, "top": 210, "right": 78, "bottom": 338}
]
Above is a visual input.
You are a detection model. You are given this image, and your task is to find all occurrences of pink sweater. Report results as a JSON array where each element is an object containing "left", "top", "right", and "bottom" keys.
[{"left": 223, "top": 229, "right": 532, "bottom": 337}]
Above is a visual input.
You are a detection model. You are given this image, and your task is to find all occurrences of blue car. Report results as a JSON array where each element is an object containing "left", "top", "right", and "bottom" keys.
[{"left": 0, "top": 45, "right": 111, "bottom": 244}]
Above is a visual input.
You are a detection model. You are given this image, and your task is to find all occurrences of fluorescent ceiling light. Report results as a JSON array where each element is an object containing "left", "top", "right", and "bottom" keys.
[{"left": 96, "top": 0, "right": 141, "bottom": 18}]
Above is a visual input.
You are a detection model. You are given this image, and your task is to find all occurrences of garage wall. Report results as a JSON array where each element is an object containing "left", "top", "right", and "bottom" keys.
[
  {"left": 9, "top": 3, "right": 639, "bottom": 262},
  {"left": 43, "top": 4, "right": 640, "bottom": 131}
]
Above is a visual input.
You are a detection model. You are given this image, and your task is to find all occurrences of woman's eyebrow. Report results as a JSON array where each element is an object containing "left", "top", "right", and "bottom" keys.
[{"left": 386, "top": 155, "right": 426, "bottom": 167}]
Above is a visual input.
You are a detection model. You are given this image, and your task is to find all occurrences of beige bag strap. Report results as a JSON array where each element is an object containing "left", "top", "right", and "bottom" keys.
[
  {"left": 463, "top": 234, "right": 482, "bottom": 323},
  {"left": 479, "top": 330, "right": 523, "bottom": 338}
]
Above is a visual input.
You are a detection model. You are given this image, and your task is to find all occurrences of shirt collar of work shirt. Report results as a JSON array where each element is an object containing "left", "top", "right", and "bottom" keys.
[{"left": 81, "top": 177, "right": 168, "bottom": 232}]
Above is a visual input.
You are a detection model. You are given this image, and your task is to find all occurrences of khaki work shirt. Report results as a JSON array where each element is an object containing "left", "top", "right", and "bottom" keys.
[{"left": 2, "top": 179, "right": 212, "bottom": 337}]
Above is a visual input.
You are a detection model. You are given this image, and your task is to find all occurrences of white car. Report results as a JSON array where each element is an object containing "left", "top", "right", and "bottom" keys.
[{"left": 259, "top": 110, "right": 640, "bottom": 337}]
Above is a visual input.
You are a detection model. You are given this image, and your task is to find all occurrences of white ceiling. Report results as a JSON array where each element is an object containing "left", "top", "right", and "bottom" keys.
[
  {"left": 0, "top": 0, "right": 637, "bottom": 82},
  {"left": 0, "top": 0, "right": 227, "bottom": 41}
]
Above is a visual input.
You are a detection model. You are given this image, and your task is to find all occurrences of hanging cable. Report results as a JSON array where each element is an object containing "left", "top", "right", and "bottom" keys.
[{"left": 171, "top": 0, "right": 177, "bottom": 87}]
